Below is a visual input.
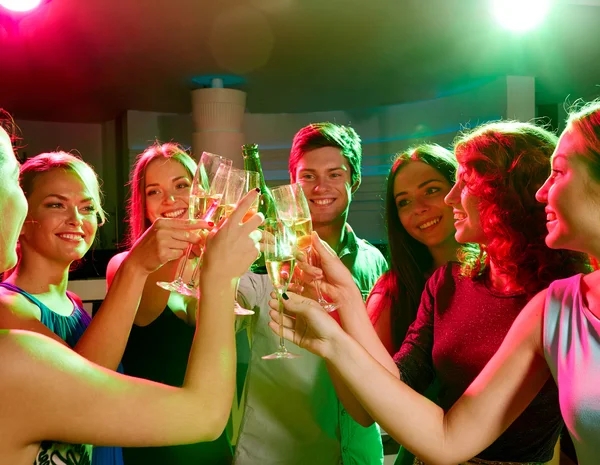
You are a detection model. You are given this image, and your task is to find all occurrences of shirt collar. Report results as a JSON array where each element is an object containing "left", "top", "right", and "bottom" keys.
[{"left": 338, "top": 223, "right": 359, "bottom": 259}]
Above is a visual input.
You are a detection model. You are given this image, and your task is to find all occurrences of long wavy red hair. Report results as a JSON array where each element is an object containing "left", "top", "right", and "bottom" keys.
[{"left": 455, "top": 121, "right": 589, "bottom": 296}]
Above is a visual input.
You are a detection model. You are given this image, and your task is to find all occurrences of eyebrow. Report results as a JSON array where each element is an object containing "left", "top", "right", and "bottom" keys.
[
  {"left": 395, "top": 179, "right": 443, "bottom": 198},
  {"left": 44, "top": 194, "right": 94, "bottom": 203},
  {"left": 145, "top": 176, "right": 189, "bottom": 189},
  {"left": 299, "top": 167, "right": 347, "bottom": 173},
  {"left": 551, "top": 154, "right": 566, "bottom": 164}
]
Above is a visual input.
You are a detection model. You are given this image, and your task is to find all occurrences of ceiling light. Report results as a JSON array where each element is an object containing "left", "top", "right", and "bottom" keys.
[
  {"left": 492, "top": 0, "right": 551, "bottom": 32},
  {"left": 0, "top": 0, "right": 43, "bottom": 12}
]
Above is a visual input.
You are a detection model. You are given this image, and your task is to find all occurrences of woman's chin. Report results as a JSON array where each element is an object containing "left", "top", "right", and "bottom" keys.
[{"left": 544, "top": 232, "right": 565, "bottom": 251}]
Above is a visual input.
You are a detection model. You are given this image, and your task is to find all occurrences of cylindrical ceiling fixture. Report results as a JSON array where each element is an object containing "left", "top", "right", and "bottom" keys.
[{"left": 191, "top": 77, "right": 247, "bottom": 167}]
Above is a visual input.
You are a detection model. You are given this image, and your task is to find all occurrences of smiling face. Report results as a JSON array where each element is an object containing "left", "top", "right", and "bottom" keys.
[
  {"left": 144, "top": 158, "right": 193, "bottom": 223},
  {"left": 20, "top": 169, "right": 98, "bottom": 264},
  {"left": 444, "top": 165, "right": 486, "bottom": 245},
  {"left": 294, "top": 146, "right": 357, "bottom": 227},
  {"left": 393, "top": 161, "right": 456, "bottom": 251},
  {"left": 0, "top": 128, "right": 28, "bottom": 272},
  {"left": 536, "top": 128, "right": 600, "bottom": 254}
]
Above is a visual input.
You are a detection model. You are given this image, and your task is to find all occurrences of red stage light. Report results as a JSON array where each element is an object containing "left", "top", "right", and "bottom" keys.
[{"left": 0, "top": 0, "right": 43, "bottom": 12}]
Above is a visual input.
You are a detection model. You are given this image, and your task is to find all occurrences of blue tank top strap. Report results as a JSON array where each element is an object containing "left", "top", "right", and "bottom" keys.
[
  {"left": 0, "top": 281, "right": 91, "bottom": 347},
  {"left": 0, "top": 281, "right": 54, "bottom": 324}
]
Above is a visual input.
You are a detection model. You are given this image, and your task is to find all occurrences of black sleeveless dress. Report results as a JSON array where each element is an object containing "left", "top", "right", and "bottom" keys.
[{"left": 121, "top": 307, "right": 232, "bottom": 465}]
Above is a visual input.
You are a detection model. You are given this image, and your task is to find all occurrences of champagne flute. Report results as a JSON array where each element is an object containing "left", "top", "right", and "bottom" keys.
[
  {"left": 156, "top": 152, "right": 232, "bottom": 296},
  {"left": 232, "top": 170, "right": 262, "bottom": 316},
  {"left": 208, "top": 168, "right": 258, "bottom": 316},
  {"left": 214, "top": 168, "right": 247, "bottom": 224},
  {"left": 185, "top": 169, "right": 260, "bottom": 314},
  {"left": 272, "top": 184, "right": 339, "bottom": 312},
  {"left": 262, "top": 217, "right": 300, "bottom": 360}
]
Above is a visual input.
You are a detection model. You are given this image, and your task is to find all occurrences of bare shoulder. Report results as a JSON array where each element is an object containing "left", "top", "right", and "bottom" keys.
[
  {"left": 0, "top": 289, "right": 69, "bottom": 344},
  {"left": 0, "top": 286, "right": 39, "bottom": 320},
  {"left": 366, "top": 292, "right": 388, "bottom": 320},
  {"left": 106, "top": 251, "right": 130, "bottom": 285},
  {"left": 367, "top": 293, "right": 393, "bottom": 353},
  {"left": 514, "top": 288, "right": 548, "bottom": 355}
]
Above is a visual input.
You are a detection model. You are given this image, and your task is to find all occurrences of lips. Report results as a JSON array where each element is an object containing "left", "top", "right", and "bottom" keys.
[
  {"left": 453, "top": 211, "right": 467, "bottom": 221},
  {"left": 56, "top": 232, "right": 85, "bottom": 242},
  {"left": 162, "top": 208, "right": 187, "bottom": 218},
  {"left": 417, "top": 217, "right": 441, "bottom": 230},
  {"left": 311, "top": 198, "right": 335, "bottom": 207}
]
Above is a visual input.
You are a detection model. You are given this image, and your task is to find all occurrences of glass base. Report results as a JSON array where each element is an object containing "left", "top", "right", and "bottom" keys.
[
  {"left": 234, "top": 301, "right": 255, "bottom": 316},
  {"left": 156, "top": 279, "right": 197, "bottom": 297},
  {"left": 318, "top": 299, "right": 339, "bottom": 312},
  {"left": 262, "top": 347, "right": 301, "bottom": 360}
]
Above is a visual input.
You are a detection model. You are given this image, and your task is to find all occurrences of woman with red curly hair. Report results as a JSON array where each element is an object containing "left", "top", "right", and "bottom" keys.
[{"left": 274, "top": 121, "right": 589, "bottom": 465}]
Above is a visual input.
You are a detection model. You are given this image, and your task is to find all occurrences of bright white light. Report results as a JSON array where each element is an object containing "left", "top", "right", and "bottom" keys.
[
  {"left": 493, "top": 0, "right": 551, "bottom": 32},
  {"left": 0, "top": 0, "right": 43, "bottom": 12}
]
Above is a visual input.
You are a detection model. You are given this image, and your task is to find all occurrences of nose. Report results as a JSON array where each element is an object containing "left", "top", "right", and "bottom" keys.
[
  {"left": 67, "top": 207, "right": 84, "bottom": 226},
  {"left": 535, "top": 177, "right": 550, "bottom": 204},
  {"left": 163, "top": 192, "right": 176, "bottom": 204},
  {"left": 312, "top": 175, "right": 332, "bottom": 192},
  {"left": 413, "top": 197, "right": 429, "bottom": 215},
  {"left": 445, "top": 183, "right": 460, "bottom": 206}
]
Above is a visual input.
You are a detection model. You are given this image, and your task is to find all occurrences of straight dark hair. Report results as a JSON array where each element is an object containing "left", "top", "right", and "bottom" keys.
[{"left": 368, "top": 144, "right": 457, "bottom": 352}]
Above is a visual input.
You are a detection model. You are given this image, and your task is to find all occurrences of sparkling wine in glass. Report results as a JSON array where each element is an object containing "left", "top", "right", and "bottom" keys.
[
  {"left": 213, "top": 168, "right": 247, "bottom": 225},
  {"left": 230, "top": 170, "right": 263, "bottom": 316},
  {"left": 272, "top": 184, "right": 339, "bottom": 312},
  {"left": 156, "top": 152, "right": 232, "bottom": 296},
  {"left": 262, "top": 218, "right": 300, "bottom": 360}
]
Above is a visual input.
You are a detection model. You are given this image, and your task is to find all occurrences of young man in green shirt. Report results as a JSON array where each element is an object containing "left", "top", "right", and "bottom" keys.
[{"left": 235, "top": 122, "right": 387, "bottom": 465}]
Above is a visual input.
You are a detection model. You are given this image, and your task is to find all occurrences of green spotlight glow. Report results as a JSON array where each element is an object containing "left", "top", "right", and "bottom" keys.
[{"left": 493, "top": 0, "right": 551, "bottom": 32}]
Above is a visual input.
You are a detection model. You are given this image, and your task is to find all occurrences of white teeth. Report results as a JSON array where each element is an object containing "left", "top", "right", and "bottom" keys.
[
  {"left": 163, "top": 209, "right": 185, "bottom": 218},
  {"left": 547, "top": 213, "right": 557, "bottom": 221},
  {"left": 314, "top": 199, "right": 334, "bottom": 206},
  {"left": 419, "top": 218, "right": 440, "bottom": 230},
  {"left": 454, "top": 213, "right": 466, "bottom": 221},
  {"left": 58, "top": 234, "right": 83, "bottom": 241}
]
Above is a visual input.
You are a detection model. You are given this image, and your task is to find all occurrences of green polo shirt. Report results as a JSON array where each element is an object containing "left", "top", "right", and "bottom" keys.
[{"left": 235, "top": 223, "right": 388, "bottom": 465}]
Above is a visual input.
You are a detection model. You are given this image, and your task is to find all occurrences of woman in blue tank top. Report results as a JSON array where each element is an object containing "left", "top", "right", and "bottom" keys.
[
  {"left": 0, "top": 150, "right": 225, "bottom": 465},
  {"left": 0, "top": 115, "right": 262, "bottom": 464}
]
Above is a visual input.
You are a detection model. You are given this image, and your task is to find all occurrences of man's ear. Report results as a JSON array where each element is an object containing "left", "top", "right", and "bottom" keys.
[{"left": 350, "top": 176, "right": 361, "bottom": 194}]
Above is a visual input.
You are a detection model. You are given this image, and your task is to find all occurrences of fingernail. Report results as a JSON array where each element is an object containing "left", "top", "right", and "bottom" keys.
[
  {"left": 208, "top": 222, "right": 214, "bottom": 227},
  {"left": 282, "top": 293, "right": 289, "bottom": 300},
  {"left": 254, "top": 187, "right": 261, "bottom": 193}
]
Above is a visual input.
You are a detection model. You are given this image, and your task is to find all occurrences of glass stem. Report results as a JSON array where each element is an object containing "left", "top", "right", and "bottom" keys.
[
  {"left": 314, "top": 279, "right": 328, "bottom": 303},
  {"left": 278, "top": 291, "right": 286, "bottom": 351},
  {"left": 173, "top": 244, "right": 193, "bottom": 284},
  {"left": 187, "top": 247, "right": 205, "bottom": 288},
  {"left": 307, "top": 246, "right": 327, "bottom": 303}
]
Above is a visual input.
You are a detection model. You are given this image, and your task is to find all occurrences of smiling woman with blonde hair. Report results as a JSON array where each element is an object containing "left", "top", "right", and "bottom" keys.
[{"left": 0, "top": 113, "right": 262, "bottom": 464}]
